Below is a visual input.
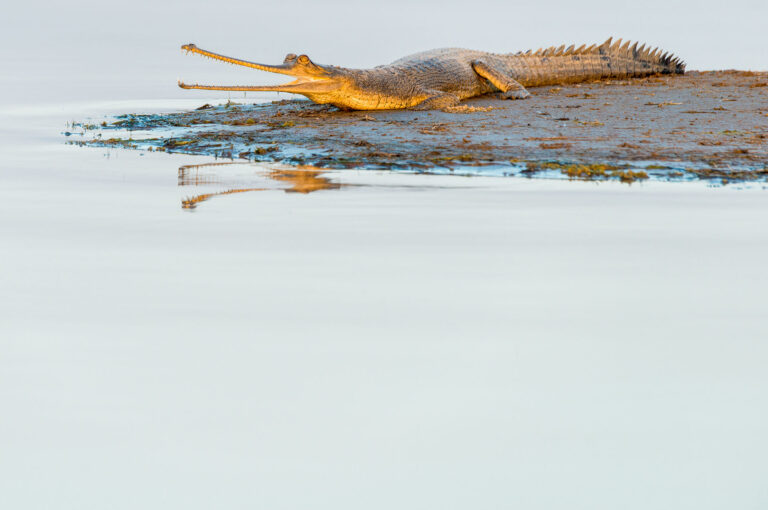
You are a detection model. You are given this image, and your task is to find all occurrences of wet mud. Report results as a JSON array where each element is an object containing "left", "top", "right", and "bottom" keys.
[{"left": 77, "top": 71, "right": 767, "bottom": 183}]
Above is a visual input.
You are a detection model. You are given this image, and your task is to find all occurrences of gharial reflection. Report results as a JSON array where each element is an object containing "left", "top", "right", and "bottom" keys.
[{"left": 178, "top": 162, "right": 344, "bottom": 210}]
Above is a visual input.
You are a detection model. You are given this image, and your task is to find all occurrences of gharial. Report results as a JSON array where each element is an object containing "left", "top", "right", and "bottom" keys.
[{"left": 178, "top": 38, "right": 685, "bottom": 111}]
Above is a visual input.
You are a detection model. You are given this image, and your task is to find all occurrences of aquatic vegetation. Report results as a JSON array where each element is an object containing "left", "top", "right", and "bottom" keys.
[{"left": 521, "top": 162, "right": 649, "bottom": 182}]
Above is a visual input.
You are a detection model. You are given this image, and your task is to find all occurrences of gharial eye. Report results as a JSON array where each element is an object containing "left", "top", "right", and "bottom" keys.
[{"left": 297, "top": 55, "right": 310, "bottom": 65}]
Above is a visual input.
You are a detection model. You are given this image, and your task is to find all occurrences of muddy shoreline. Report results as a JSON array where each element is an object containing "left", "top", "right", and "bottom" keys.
[{"left": 77, "top": 71, "right": 767, "bottom": 183}]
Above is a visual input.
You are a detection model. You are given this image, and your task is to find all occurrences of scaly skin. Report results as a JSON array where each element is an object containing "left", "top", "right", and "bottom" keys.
[{"left": 179, "top": 38, "right": 685, "bottom": 110}]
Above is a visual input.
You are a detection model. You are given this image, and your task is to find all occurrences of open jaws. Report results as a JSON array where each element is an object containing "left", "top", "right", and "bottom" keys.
[{"left": 178, "top": 43, "right": 337, "bottom": 94}]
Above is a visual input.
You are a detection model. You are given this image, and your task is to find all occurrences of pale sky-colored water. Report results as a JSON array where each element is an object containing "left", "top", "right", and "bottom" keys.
[
  {"left": 2, "top": 99, "right": 768, "bottom": 510},
  {"left": 1, "top": 0, "right": 766, "bottom": 107}
]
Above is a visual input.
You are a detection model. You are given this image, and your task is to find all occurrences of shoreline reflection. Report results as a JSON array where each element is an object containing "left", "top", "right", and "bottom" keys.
[{"left": 178, "top": 162, "right": 344, "bottom": 210}]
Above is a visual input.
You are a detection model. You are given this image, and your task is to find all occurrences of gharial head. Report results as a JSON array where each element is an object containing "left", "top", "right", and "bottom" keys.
[{"left": 178, "top": 44, "right": 349, "bottom": 100}]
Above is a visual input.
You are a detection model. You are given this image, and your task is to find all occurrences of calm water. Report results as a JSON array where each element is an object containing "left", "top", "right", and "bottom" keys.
[
  {"left": 2, "top": 100, "right": 768, "bottom": 509},
  {"left": 2, "top": 2, "right": 768, "bottom": 508}
]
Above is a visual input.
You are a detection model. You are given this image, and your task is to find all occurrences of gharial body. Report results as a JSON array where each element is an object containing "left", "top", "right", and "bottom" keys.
[{"left": 179, "top": 38, "right": 685, "bottom": 111}]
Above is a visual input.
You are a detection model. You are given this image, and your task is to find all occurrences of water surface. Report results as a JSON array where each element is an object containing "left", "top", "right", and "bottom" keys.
[{"left": 2, "top": 100, "right": 768, "bottom": 509}]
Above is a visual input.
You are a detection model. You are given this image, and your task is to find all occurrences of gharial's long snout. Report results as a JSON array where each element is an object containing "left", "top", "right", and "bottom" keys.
[{"left": 178, "top": 43, "right": 340, "bottom": 94}]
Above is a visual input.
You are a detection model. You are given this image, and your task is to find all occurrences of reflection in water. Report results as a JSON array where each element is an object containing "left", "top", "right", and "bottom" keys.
[
  {"left": 267, "top": 169, "right": 343, "bottom": 194},
  {"left": 178, "top": 162, "right": 344, "bottom": 210},
  {"left": 181, "top": 187, "right": 267, "bottom": 210}
]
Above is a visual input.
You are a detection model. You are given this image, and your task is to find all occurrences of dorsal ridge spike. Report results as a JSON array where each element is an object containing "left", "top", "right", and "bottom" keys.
[
  {"left": 643, "top": 46, "right": 653, "bottom": 59},
  {"left": 611, "top": 38, "right": 623, "bottom": 51},
  {"left": 598, "top": 38, "right": 612, "bottom": 54},
  {"left": 620, "top": 40, "right": 631, "bottom": 52},
  {"left": 565, "top": 44, "right": 575, "bottom": 55}
]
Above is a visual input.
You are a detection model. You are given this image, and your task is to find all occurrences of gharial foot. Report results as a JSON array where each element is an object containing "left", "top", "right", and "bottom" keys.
[{"left": 498, "top": 89, "right": 531, "bottom": 100}]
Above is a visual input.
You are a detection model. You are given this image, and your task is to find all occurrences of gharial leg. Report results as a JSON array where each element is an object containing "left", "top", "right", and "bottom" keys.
[
  {"left": 410, "top": 91, "right": 461, "bottom": 110},
  {"left": 471, "top": 61, "right": 531, "bottom": 99}
]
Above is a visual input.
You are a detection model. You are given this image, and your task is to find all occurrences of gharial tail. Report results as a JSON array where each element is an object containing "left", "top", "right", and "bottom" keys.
[
  {"left": 514, "top": 37, "right": 685, "bottom": 86},
  {"left": 527, "top": 37, "right": 684, "bottom": 72}
]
